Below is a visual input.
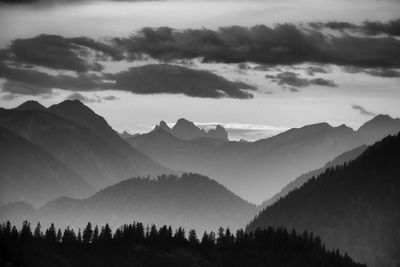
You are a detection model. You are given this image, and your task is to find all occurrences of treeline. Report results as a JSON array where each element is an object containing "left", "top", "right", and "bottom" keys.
[{"left": 0, "top": 221, "right": 364, "bottom": 267}]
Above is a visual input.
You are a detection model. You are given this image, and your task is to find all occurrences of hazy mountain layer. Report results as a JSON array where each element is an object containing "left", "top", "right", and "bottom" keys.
[
  {"left": 0, "top": 126, "right": 92, "bottom": 207},
  {"left": 1, "top": 173, "right": 257, "bottom": 233},
  {"left": 247, "top": 133, "right": 400, "bottom": 267},
  {"left": 128, "top": 115, "right": 400, "bottom": 203}
]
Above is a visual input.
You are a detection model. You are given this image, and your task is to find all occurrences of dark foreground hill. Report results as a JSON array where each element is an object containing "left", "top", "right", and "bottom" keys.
[
  {"left": 0, "top": 221, "right": 365, "bottom": 267},
  {"left": 259, "top": 145, "right": 368, "bottom": 209},
  {"left": 247, "top": 133, "right": 400, "bottom": 267},
  {"left": 1, "top": 173, "right": 257, "bottom": 233}
]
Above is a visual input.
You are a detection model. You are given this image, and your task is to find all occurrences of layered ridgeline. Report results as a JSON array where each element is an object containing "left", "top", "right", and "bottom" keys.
[
  {"left": 127, "top": 115, "right": 400, "bottom": 203},
  {"left": 247, "top": 133, "right": 400, "bottom": 267},
  {"left": 0, "top": 100, "right": 170, "bottom": 205},
  {"left": 0, "top": 221, "right": 365, "bottom": 267},
  {"left": 0, "top": 173, "right": 257, "bottom": 233},
  {"left": 0, "top": 126, "right": 92, "bottom": 207}
]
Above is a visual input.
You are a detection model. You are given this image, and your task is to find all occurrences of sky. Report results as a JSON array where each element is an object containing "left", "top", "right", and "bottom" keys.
[{"left": 0, "top": 0, "right": 399, "bottom": 141}]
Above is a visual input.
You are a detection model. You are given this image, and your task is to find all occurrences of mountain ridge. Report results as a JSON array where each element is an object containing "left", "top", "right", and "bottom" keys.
[{"left": 246, "top": 133, "right": 400, "bottom": 267}]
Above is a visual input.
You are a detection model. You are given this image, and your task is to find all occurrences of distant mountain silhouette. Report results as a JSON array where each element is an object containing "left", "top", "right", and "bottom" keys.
[
  {"left": 48, "top": 100, "right": 170, "bottom": 177},
  {"left": 0, "top": 126, "right": 92, "bottom": 207},
  {"left": 358, "top": 114, "right": 400, "bottom": 144},
  {"left": 171, "top": 118, "right": 207, "bottom": 140},
  {"left": 0, "top": 102, "right": 169, "bottom": 190},
  {"left": 247, "top": 133, "right": 400, "bottom": 267},
  {"left": 128, "top": 115, "right": 400, "bottom": 203},
  {"left": 119, "top": 130, "right": 137, "bottom": 139},
  {"left": 259, "top": 145, "right": 368, "bottom": 209},
  {"left": 207, "top": 125, "right": 229, "bottom": 141},
  {"left": 151, "top": 118, "right": 229, "bottom": 141},
  {"left": 154, "top": 120, "right": 172, "bottom": 133},
  {"left": 5, "top": 173, "right": 257, "bottom": 233},
  {"left": 14, "top": 100, "right": 46, "bottom": 111}
]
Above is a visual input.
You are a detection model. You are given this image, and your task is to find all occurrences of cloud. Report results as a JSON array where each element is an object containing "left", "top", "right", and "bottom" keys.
[
  {"left": 275, "top": 72, "right": 309, "bottom": 88},
  {"left": 5, "top": 35, "right": 122, "bottom": 72},
  {"left": 342, "top": 65, "right": 400, "bottom": 78},
  {"left": 0, "top": 63, "right": 106, "bottom": 91},
  {"left": 310, "top": 19, "right": 400, "bottom": 36},
  {"left": 0, "top": 62, "right": 255, "bottom": 99},
  {"left": 352, "top": 105, "right": 376, "bottom": 116},
  {"left": 362, "top": 19, "right": 400, "bottom": 36},
  {"left": 309, "top": 21, "right": 358, "bottom": 31},
  {"left": 364, "top": 68, "right": 400, "bottom": 78},
  {"left": 8, "top": 35, "right": 99, "bottom": 72},
  {"left": 311, "top": 78, "right": 336, "bottom": 87},
  {"left": 107, "top": 64, "right": 256, "bottom": 99},
  {"left": 102, "top": 95, "right": 119, "bottom": 101},
  {"left": 65, "top": 92, "right": 119, "bottom": 103},
  {"left": 1, "top": 80, "right": 51, "bottom": 95},
  {"left": 307, "top": 66, "right": 328, "bottom": 76},
  {"left": 268, "top": 71, "right": 337, "bottom": 89},
  {"left": 119, "top": 23, "right": 400, "bottom": 68}
]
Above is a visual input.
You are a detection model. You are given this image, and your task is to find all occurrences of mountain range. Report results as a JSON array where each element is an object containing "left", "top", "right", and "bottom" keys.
[
  {"left": 127, "top": 114, "right": 400, "bottom": 203},
  {"left": 153, "top": 119, "right": 229, "bottom": 141},
  {"left": 247, "top": 133, "right": 400, "bottom": 267},
  {"left": 0, "top": 100, "right": 170, "bottom": 205},
  {"left": 1, "top": 99, "right": 399, "bottom": 266}
]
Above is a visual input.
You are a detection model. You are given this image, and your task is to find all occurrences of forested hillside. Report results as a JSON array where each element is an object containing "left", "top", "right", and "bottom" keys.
[{"left": 247, "top": 133, "right": 400, "bottom": 267}]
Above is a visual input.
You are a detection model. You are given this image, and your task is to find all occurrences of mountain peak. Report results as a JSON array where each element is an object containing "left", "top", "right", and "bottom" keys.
[
  {"left": 174, "top": 118, "right": 197, "bottom": 127},
  {"left": 154, "top": 120, "right": 172, "bottom": 133},
  {"left": 357, "top": 114, "right": 400, "bottom": 144},
  {"left": 171, "top": 118, "right": 206, "bottom": 140},
  {"left": 15, "top": 100, "right": 46, "bottom": 111},
  {"left": 52, "top": 99, "right": 90, "bottom": 111},
  {"left": 207, "top": 124, "right": 229, "bottom": 141}
]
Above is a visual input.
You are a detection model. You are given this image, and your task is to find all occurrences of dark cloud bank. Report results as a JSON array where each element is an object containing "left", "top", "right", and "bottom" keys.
[
  {"left": 310, "top": 19, "right": 400, "bottom": 36},
  {"left": 120, "top": 22, "right": 400, "bottom": 68},
  {"left": 1, "top": 19, "right": 399, "bottom": 99}
]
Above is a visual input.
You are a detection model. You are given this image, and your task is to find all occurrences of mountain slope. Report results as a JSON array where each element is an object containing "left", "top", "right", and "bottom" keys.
[
  {"left": 48, "top": 100, "right": 170, "bottom": 176},
  {"left": 34, "top": 173, "right": 257, "bottom": 233},
  {"left": 0, "top": 108, "right": 142, "bottom": 189},
  {"left": 247, "top": 133, "right": 400, "bottom": 267},
  {"left": 0, "top": 126, "right": 92, "bottom": 207},
  {"left": 260, "top": 144, "right": 368, "bottom": 209}
]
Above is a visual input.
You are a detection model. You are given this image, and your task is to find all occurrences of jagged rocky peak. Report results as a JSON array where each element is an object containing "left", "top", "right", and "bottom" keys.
[
  {"left": 15, "top": 100, "right": 46, "bottom": 111},
  {"left": 154, "top": 120, "right": 172, "bottom": 133},
  {"left": 207, "top": 125, "right": 229, "bottom": 141},
  {"left": 171, "top": 118, "right": 206, "bottom": 140}
]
